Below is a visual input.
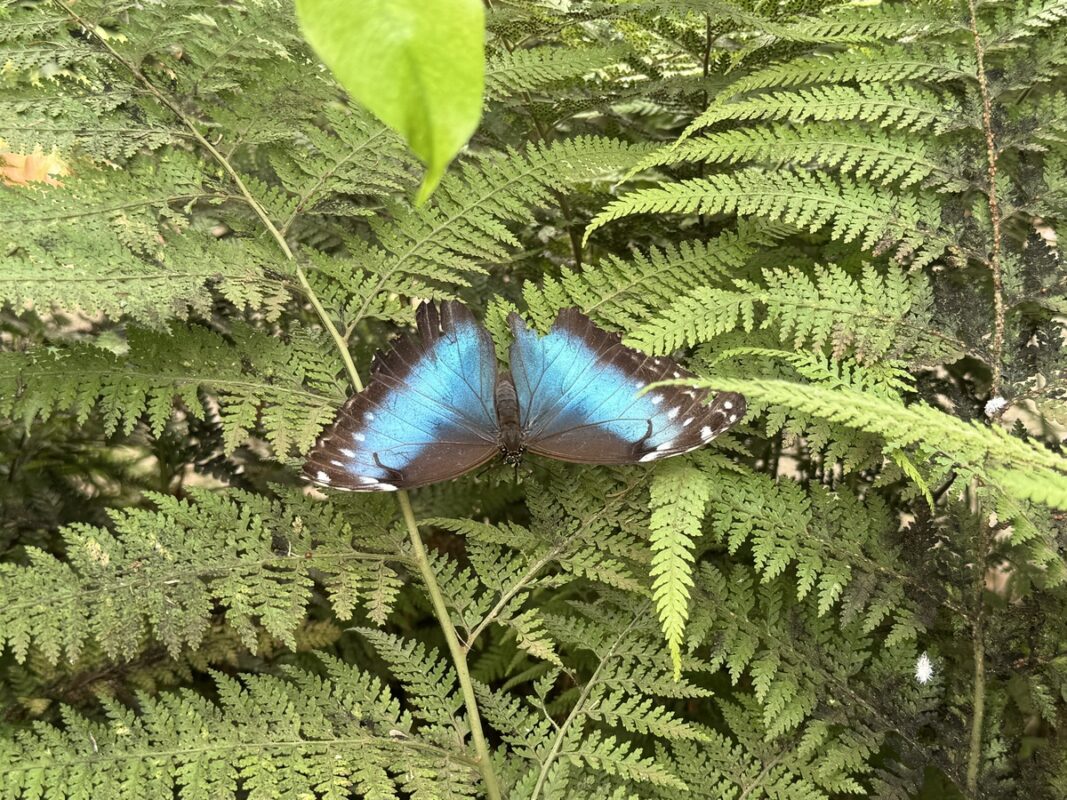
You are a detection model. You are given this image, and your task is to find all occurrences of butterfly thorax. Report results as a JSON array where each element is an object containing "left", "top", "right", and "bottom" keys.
[{"left": 494, "top": 372, "right": 525, "bottom": 465}]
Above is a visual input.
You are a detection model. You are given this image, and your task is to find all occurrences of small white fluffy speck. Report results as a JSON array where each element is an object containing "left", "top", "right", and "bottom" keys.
[
  {"left": 984, "top": 396, "right": 1007, "bottom": 418},
  {"left": 915, "top": 651, "right": 934, "bottom": 684}
]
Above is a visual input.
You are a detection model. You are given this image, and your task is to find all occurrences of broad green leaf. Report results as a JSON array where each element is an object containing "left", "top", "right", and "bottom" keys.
[{"left": 295, "top": 0, "right": 485, "bottom": 204}]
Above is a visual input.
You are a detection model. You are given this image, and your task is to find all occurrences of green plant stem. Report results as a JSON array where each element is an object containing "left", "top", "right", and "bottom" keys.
[
  {"left": 967, "top": 613, "right": 986, "bottom": 796},
  {"left": 58, "top": 3, "right": 502, "bottom": 794},
  {"left": 966, "top": 511, "right": 990, "bottom": 796},
  {"left": 529, "top": 609, "right": 643, "bottom": 800},
  {"left": 293, "top": 266, "right": 364, "bottom": 393},
  {"left": 396, "top": 492, "right": 504, "bottom": 800}
]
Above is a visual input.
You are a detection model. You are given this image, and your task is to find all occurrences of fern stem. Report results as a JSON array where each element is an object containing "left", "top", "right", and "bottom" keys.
[
  {"left": 530, "top": 608, "right": 644, "bottom": 800},
  {"left": 966, "top": 0, "right": 1006, "bottom": 397},
  {"left": 396, "top": 492, "right": 504, "bottom": 800},
  {"left": 53, "top": 1, "right": 295, "bottom": 260},
  {"left": 967, "top": 613, "right": 987, "bottom": 795},
  {"left": 293, "top": 266, "right": 364, "bottom": 392},
  {"left": 966, "top": 504, "right": 990, "bottom": 796}
]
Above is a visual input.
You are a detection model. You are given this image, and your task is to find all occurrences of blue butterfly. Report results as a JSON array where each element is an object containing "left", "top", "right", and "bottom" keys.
[{"left": 304, "top": 301, "right": 745, "bottom": 491}]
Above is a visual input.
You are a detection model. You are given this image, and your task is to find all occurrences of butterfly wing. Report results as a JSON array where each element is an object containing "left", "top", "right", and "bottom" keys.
[
  {"left": 304, "top": 301, "right": 500, "bottom": 491},
  {"left": 508, "top": 309, "right": 745, "bottom": 464}
]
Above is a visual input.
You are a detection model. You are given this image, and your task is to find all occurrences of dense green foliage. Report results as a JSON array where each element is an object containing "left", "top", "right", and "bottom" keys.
[{"left": 2, "top": 1, "right": 1067, "bottom": 798}]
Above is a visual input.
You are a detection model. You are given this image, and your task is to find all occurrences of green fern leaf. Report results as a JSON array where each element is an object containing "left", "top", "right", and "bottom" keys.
[{"left": 648, "top": 461, "right": 711, "bottom": 679}]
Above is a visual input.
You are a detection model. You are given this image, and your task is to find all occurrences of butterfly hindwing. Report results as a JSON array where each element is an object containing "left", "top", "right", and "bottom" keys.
[
  {"left": 304, "top": 301, "right": 500, "bottom": 491},
  {"left": 508, "top": 309, "right": 745, "bottom": 464}
]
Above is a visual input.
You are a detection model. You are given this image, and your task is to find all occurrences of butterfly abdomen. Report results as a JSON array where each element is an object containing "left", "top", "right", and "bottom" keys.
[{"left": 494, "top": 372, "right": 524, "bottom": 464}]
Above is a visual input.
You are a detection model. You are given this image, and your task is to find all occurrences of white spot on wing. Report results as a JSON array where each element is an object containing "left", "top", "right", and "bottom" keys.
[
  {"left": 353, "top": 433, "right": 365, "bottom": 442},
  {"left": 729, "top": 414, "right": 738, "bottom": 423},
  {"left": 668, "top": 407, "right": 680, "bottom": 419},
  {"left": 639, "top": 452, "right": 660, "bottom": 462},
  {"left": 723, "top": 401, "right": 733, "bottom": 410},
  {"left": 376, "top": 483, "right": 398, "bottom": 491},
  {"left": 701, "top": 426, "right": 713, "bottom": 440},
  {"left": 330, "top": 459, "right": 344, "bottom": 467},
  {"left": 364, "top": 412, "right": 375, "bottom": 421},
  {"left": 340, "top": 448, "right": 355, "bottom": 457},
  {"left": 316, "top": 471, "right": 330, "bottom": 483},
  {"left": 683, "top": 418, "right": 693, "bottom": 427},
  {"left": 651, "top": 394, "right": 664, "bottom": 405}
]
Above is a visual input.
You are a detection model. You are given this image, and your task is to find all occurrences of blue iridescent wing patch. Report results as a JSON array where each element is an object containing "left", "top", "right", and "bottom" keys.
[
  {"left": 508, "top": 309, "right": 745, "bottom": 464},
  {"left": 304, "top": 301, "right": 500, "bottom": 491}
]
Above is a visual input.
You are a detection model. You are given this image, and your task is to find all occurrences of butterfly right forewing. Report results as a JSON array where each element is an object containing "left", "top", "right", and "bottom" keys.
[{"left": 508, "top": 309, "right": 745, "bottom": 464}]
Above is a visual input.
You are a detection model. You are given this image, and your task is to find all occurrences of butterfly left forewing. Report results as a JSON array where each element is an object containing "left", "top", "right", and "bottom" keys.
[
  {"left": 508, "top": 309, "right": 745, "bottom": 464},
  {"left": 304, "top": 301, "right": 500, "bottom": 491}
]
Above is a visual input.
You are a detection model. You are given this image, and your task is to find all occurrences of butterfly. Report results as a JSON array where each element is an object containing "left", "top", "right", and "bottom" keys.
[{"left": 303, "top": 301, "right": 745, "bottom": 491}]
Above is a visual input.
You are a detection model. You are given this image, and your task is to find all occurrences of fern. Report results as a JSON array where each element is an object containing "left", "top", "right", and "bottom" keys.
[
  {"left": 0, "top": 658, "right": 480, "bottom": 800},
  {"left": 0, "top": 488, "right": 403, "bottom": 663},
  {"left": 588, "top": 169, "right": 947, "bottom": 265},
  {"left": 3, "top": 0, "right": 1067, "bottom": 797},
  {"left": 629, "top": 262, "right": 960, "bottom": 364},
  {"left": 485, "top": 46, "right": 626, "bottom": 101},
  {"left": 664, "top": 122, "right": 965, "bottom": 190},
  {"left": 702, "top": 377, "right": 1067, "bottom": 516},
  {"left": 648, "top": 460, "right": 711, "bottom": 679},
  {"left": 0, "top": 325, "right": 340, "bottom": 457},
  {"left": 521, "top": 221, "right": 787, "bottom": 330}
]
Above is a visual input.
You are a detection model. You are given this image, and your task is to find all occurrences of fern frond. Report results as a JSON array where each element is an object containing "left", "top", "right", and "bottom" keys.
[
  {"left": 0, "top": 489, "right": 400, "bottom": 663},
  {"left": 648, "top": 461, "right": 711, "bottom": 679},
  {"left": 328, "top": 137, "right": 647, "bottom": 329},
  {"left": 662, "top": 122, "right": 963, "bottom": 189},
  {"left": 709, "top": 348, "right": 916, "bottom": 399},
  {"left": 486, "top": 46, "right": 625, "bottom": 100},
  {"left": 1, "top": 324, "right": 341, "bottom": 457},
  {"left": 629, "top": 263, "right": 960, "bottom": 364},
  {"left": 703, "top": 378, "right": 1067, "bottom": 511},
  {"left": 270, "top": 105, "right": 416, "bottom": 231},
  {"left": 0, "top": 156, "right": 288, "bottom": 325},
  {"left": 999, "top": 0, "right": 1067, "bottom": 41},
  {"left": 685, "top": 83, "right": 959, "bottom": 137},
  {"left": 735, "top": 2, "right": 961, "bottom": 50},
  {"left": 720, "top": 45, "right": 974, "bottom": 103},
  {"left": 522, "top": 222, "right": 786, "bottom": 330},
  {"left": 573, "top": 729, "right": 688, "bottom": 790},
  {"left": 588, "top": 170, "right": 945, "bottom": 265},
  {"left": 0, "top": 660, "right": 479, "bottom": 800},
  {"left": 359, "top": 628, "right": 466, "bottom": 744}
]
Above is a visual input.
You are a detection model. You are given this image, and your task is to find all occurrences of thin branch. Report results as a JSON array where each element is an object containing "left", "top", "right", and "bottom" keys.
[
  {"left": 529, "top": 608, "right": 645, "bottom": 800},
  {"left": 966, "top": 0, "right": 1006, "bottom": 396},
  {"left": 464, "top": 548, "right": 561, "bottom": 650},
  {"left": 397, "top": 493, "right": 504, "bottom": 800},
  {"left": 967, "top": 610, "right": 987, "bottom": 796}
]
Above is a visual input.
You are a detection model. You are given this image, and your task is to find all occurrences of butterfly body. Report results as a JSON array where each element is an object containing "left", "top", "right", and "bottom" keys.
[
  {"left": 493, "top": 372, "right": 526, "bottom": 466},
  {"left": 304, "top": 301, "right": 744, "bottom": 491}
]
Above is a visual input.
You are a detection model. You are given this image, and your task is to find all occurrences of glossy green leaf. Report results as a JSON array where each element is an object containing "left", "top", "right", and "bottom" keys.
[{"left": 295, "top": 0, "right": 485, "bottom": 204}]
